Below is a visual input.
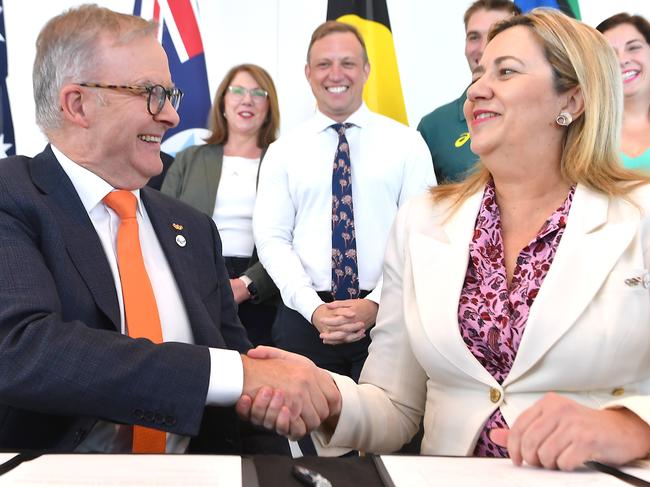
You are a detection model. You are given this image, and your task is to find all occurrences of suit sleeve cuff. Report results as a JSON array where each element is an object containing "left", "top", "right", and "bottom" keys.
[
  {"left": 602, "top": 395, "right": 650, "bottom": 426},
  {"left": 205, "top": 348, "right": 243, "bottom": 406}
]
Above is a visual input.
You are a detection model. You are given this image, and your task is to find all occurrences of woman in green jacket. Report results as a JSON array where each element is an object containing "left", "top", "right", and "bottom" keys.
[{"left": 162, "top": 64, "right": 280, "bottom": 346}]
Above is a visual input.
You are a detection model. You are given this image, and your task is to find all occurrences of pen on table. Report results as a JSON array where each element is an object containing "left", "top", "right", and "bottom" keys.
[
  {"left": 0, "top": 451, "right": 42, "bottom": 477},
  {"left": 584, "top": 460, "right": 650, "bottom": 487},
  {"left": 292, "top": 464, "right": 333, "bottom": 487}
]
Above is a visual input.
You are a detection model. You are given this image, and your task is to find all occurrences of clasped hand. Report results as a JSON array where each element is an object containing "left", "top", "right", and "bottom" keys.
[
  {"left": 238, "top": 346, "right": 341, "bottom": 440},
  {"left": 312, "top": 298, "right": 378, "bottom": 345}
]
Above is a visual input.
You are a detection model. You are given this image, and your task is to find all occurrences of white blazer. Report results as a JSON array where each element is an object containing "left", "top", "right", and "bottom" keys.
[{"left": 314, "top": 183, "right": 650, "bottom": 456}]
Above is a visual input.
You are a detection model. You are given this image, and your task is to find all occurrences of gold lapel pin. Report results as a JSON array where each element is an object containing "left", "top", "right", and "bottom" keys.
[
  {"left": 172, "top": 223, "right": 184, "bottom": 231},
  {"left": 625, "top": 272, "right": 650, "bottom": 289}
]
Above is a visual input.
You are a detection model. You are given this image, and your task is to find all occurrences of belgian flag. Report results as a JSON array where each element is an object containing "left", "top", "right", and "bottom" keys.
[
  {"left": 515, "top": 0, "right": 581, "bottom": 19},
  {"left": 327, "top": 0, "right": 408, "bottom": 125}
]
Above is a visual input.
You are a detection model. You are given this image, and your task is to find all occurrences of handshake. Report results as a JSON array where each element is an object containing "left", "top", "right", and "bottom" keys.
[{"left": 237, "top": 346, "right": 341, "bottom": 439}]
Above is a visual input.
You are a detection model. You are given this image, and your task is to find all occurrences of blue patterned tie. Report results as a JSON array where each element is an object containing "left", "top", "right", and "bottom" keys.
[{"left": 330, "top": 123, "right": 359, "bottom": 300}]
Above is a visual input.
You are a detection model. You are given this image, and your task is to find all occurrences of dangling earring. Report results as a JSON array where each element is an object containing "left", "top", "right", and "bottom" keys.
[{"left": 556, "top": 112, "right": 572, "bottom": 126}]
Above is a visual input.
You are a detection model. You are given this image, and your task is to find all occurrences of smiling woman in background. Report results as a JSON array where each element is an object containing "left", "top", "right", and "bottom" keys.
[
  {"left": 239, "top": 9, "right": 650, "bottom": 471},
  {"left": 162, "top": 64, "right": 280, "bottom": 347},
  {"left": 597, "top": 13, "right": 650, "bottom": 171}
]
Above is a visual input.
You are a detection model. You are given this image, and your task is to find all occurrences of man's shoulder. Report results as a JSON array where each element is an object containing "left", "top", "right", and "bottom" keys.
[
  {"left": 363, "top": 110, "right": 420, "bottom": 139},
  {"left": 276, "top": 118, "right": 317, "bottom": 141},
  {"left": 0, "top": 150, "right": 50, "bottom": 195},
  {"left": 0, "top": 154, "right": 34, "bottom": 176},
  {"left": 142, "top": 186, "right": 213, "bottom": 221},
  {"left": 264, "top": 119, "right": 320, "bottom": 158},
  {"left": 419, "top": 95, "right": 464, "bottom": 128}
]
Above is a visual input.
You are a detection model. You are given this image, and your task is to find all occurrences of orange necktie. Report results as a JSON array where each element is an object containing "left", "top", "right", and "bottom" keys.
[{"left": 103, "top": 190, "right": 166, "bottom": 454}]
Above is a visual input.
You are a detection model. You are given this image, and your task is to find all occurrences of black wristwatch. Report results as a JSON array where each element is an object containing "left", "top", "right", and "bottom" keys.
[
  {"left": 247, "top": 281, "right": 259, "bottom": 301},
  {"left": 240, "top": 276, "right": 258, "bottom": 301}
]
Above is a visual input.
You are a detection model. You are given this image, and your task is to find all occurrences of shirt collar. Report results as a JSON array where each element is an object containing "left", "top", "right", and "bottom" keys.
[
  {"left": 457, "top": 88, "right": 468, "bottom": 123},
  {"left": 51, "top": 144, "right": 144, "bottom": 217},
  {"left": 312, "top": 102, "right": 370, "bottom": 134}
]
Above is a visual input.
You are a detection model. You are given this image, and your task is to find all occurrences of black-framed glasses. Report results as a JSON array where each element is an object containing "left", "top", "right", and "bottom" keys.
[
  {"left": 227, "top": 85, "right": 268, "bottom": 101},
  {"left": 77, "top": 82, "right": 184, "bottom": 115}
]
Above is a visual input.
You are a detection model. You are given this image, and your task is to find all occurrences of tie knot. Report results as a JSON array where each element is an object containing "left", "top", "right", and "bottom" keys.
[
  {"left": 103, "top": 190, "right": 138, "bottom": 219},
  {"left": 330, "top": 123, "right": 353, "bottom": 136}
]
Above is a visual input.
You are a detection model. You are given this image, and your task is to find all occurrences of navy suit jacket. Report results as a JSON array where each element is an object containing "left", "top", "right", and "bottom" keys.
[{"left": 0, "top": 146, "right": 251, "bottom": 452}]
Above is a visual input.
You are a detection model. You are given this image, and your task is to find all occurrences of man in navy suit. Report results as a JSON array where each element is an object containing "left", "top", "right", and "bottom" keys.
[{"left": 0, "top": 4, "right": 337, "bottom": 453}]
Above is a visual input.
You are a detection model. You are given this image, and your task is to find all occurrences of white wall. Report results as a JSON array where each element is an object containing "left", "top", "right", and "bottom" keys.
[{"left": 4, "top": 0, "right": 650, "bottom": 156}]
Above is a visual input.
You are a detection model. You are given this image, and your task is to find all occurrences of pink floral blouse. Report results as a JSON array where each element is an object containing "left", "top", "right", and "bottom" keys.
[{"left": 458, "top": 181, "right": 575, "bottom": 457}]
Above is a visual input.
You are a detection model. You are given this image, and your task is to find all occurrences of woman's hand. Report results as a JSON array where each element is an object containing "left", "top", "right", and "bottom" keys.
[{"left": 490, "top": 392, "right": 650, "bottom": 471}]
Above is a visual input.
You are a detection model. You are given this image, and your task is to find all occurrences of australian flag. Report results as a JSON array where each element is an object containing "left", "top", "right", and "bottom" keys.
[
  {"left": 0, "top": 0, "right": 14, "bottom": 157},
  {"left": 134, "top": 0, "right": 211, "bottom": 156}
]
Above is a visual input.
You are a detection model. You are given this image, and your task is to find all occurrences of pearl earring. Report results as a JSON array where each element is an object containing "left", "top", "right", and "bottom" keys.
[{"left": 556, "top": 112, "right": 572, "bottom": 126}]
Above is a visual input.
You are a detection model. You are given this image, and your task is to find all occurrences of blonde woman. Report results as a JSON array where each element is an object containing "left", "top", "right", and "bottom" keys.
[{"left": 240, "top": 9, "right": 650, "bottom": 471}]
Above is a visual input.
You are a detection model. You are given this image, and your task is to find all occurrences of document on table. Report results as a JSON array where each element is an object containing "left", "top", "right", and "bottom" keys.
[
  {"left": 0, "top": 453, "right": 241, "bottom": 486},
  {"left": 377, "top": 455, "right": 650, "bottom": 487}
]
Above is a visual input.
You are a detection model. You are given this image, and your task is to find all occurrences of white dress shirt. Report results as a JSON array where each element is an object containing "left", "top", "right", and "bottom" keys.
[
  {"left": 51, "top": 146, "right": 243, "bottom": 453},
  {"left": 253, "top": 104, "right": 436, "bottom": 321}
]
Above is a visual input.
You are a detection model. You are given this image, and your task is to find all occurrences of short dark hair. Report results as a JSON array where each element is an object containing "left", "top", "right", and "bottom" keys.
[
  {"left": 463, "top": 0, "right": 522, "bottom": 30},
  {"left": 596, "top": 12, "right": 650, "bottom": 45},
  {"left": 306, "top": 21, "right": 368, "bottom": 64}
]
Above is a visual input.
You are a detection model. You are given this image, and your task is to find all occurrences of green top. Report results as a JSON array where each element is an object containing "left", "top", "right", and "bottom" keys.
[
  {"left": 621, "top": 148, "right": 650, "bottom": 171},
  {"left": 417, "top": 90, "right": 479, "bottom": 183}
]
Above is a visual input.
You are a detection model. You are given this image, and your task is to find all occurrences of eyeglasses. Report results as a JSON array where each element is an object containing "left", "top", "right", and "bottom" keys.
[
  {"left": 227, "top": 85, "right": 268, "bottom": 101},
  {"left": 77, "top": 82, "right": 184, "bottom": 115}
]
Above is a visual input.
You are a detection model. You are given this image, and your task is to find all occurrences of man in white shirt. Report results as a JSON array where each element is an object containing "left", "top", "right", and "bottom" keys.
[
  {"left": 0, "top": 5, "right": 337, "bottom": 453},
  {"left": 254, "top": 21, "right": 435, "bottom": 383}
]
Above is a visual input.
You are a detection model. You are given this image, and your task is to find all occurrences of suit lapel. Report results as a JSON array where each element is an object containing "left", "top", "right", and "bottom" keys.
[
  {"left": 409, "top": 190, "right": 497, "bottom": 384},
  {"left": 141, "top": 188, "right": 217, "bottom": 346},
  {"left": 505, "top": 184, "right": 638, "bottom": 385},
  {"left": 409, "top": 184, "right": 639, "bottom": 387},
  {"left": 29, "top": 146, "right": 120, "bottom": 329}
]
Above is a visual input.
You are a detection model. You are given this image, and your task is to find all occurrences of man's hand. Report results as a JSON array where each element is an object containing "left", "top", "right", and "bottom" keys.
[
  {"left": 229, "top": 278, "right": 250, "bottom": 304},
  {"left": 489, "top": 392, "right": 650, "bottom": 471},
  {"left": 236, "top": 346, "right": 341, "bottom": 439},
  {"left": 311, "top": 299, "right": 379, "bottom": 345}
]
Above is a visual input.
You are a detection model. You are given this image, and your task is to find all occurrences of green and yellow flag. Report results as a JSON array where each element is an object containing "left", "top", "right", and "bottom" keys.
[
  {"left": 327, "top": 0, "right": 408, "bottom": 125},
  {"left": 514, "top": 0, "right": 580, "bottom": 19}
]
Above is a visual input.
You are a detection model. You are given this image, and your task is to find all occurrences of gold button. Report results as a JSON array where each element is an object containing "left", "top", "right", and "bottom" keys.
[
  {"left": 490, "top": 387, "right": 501, "bottom": 403},
  {"left": 611, "top": 387, "right": 625, "bottom": 396}
]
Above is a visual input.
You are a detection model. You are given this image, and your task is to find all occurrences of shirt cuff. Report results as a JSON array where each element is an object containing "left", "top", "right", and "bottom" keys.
[
  {"left": 205, "top": 348, "right": 243, "bottom": 406},
  {"left": 294, "top": 288, "right": 327, "bottom": 323},
  {"left": 239, "top": 275, "right": 253, "bottom": 287}
]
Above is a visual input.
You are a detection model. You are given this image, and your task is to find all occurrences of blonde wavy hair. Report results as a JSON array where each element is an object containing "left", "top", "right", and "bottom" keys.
[{"left": 432, "top": 8, "right": 650, "bottom": 209}]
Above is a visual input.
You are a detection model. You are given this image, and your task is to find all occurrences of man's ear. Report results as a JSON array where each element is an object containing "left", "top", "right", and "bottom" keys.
[{"left": 59, "top": 84, "right": 90, "bottom": 128}]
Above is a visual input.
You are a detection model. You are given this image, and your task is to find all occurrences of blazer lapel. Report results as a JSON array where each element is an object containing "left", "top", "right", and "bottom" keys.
[
  {"left": 29, "top": 146, "right": 120, "bottom": 329},
  {"left": 505, "top": 184, "right": 638, "bottom": 385},
  {"left": 409, "top": 190, "right": 497, "bottom": 385},
  {"left": 142, "top": 188, "right": 221, "bottom": 347},
  {"left": 201, "top": 144, "right": 223, "bottom": 215}
]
